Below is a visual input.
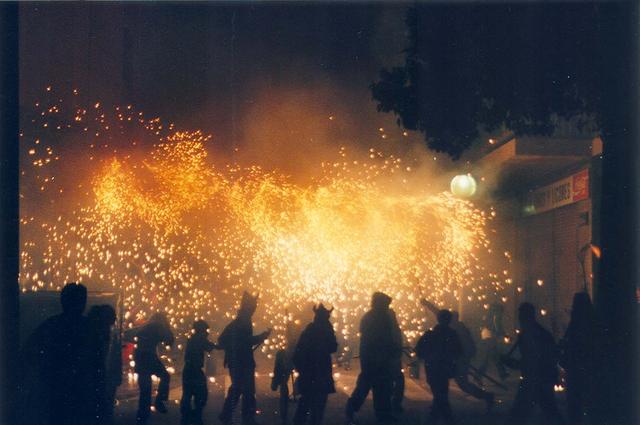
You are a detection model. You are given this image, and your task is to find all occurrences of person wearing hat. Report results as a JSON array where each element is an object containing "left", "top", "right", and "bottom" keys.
[
  {"left": 181, "top": 320, "right": 219, "bottom": 425},
  {"left": 218, "top": 291, "right": 271, "bottom": 425},
  {"left": 346, "top": 292, "right": 403, "bottom": 424},
  {"left": 292, "top": 304, "right": 338, "bottom": 425}
]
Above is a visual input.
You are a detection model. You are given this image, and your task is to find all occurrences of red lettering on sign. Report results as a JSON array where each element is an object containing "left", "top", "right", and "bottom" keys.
[{"left": 572, "top": 169, "right": 589, "bottom": 201}]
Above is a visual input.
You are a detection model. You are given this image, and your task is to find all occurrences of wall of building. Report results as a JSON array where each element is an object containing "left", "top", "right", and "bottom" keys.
[{"left": 518, "top": 197, "right": 591, "bottom": 337}]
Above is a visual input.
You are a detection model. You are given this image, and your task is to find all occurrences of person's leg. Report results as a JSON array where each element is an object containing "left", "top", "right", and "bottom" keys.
[
  {"left": 492, "top": 340, "right": 508, "bottom": 380},
  {"left": 136, "top": 373, "right": 152, "bottom": 424},
  {"left": 293, "top": 394, "right": 310, "bottom": 425},
  {"left": 440, "top": 378, "right": 454, "bottom": 425},
  {"left": 391, "top": 369, "right": 405, "bottom": 413},
  {"left": 241, "top": 368, "right": 257, "bottom": 422},
  {"left": 428, "top": 373, "right": 451, "bottom": 424},
  {"left": 538, "top": 384, "right": 566, "bottom": 425},
  {"left": 372, "top": 374, "right": 393, "bottom": 422},
  {"left": 279, "top": 379, "right": 290, "bottom": 424},
  {"left": 192, "top": 370, "right": 208, "bottom": 425},
  {"left": 477, "top": 339, "right": 491, "bottom": 378},
  {"left": 566, "top": 372, "right": 585, "bottom": 425},
  {"left": 180, "top": 372, "right": 193, "bottom": 422},
  {"left": 219, "top": 369, "right": 242, "bottom": 423},
  {"left": 347, "top": 371, "right": 372, "bottom": 417},
  {"left": 311, "top": 392, "right": 328, "bottom": 425},
  {"left": 148, "top": 356, "right": 170, "bottom": 409},
  {"left": 506, "top": 381, "right": 534, "bottom": 425},
  {"left": 426, "top": 373, "right": 442, "bottom": 424}
]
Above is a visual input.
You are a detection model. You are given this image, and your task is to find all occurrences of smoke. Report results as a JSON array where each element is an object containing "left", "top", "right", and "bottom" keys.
[{"left": 227, "top": 79, "right": 455, "bottom": 192}]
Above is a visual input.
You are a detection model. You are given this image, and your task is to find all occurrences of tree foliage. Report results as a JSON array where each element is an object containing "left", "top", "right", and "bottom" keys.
[{"left": 371, "top": 4, "right": 602, "bottom": 159}]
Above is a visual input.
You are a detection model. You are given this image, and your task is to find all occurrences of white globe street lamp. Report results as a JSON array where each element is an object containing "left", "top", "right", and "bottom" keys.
[{"left": 450, "top": 174, "right": 477, "bottom": 198}]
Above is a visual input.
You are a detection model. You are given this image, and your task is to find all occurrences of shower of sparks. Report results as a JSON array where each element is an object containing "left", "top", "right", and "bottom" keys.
[{"left": 20, "top": 88, "right": 513, "bottom": 358}]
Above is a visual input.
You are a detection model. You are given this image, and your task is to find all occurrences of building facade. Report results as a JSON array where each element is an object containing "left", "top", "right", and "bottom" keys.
[{"left": 475, "top": 134, "right": 601, "bottom": 338}]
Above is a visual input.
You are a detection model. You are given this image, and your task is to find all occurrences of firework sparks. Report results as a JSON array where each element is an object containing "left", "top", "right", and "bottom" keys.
[{"left": 20, "top": 88, "right": 512, "bottom": 357}]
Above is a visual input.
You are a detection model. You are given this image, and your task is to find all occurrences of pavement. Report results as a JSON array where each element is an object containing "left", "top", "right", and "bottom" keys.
[{"left": 112, "top": 360, "right": 567, "bottom": 425}]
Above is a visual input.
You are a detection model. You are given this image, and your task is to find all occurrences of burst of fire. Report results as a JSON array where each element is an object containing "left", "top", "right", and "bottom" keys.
[{"left": 20, "top": 88, "right": 512, "bottom": 355}]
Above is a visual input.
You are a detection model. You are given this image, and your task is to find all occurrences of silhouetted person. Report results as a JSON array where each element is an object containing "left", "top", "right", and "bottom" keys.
[
  {"left": 20, "top": 282, "right": 90, "bottom": 425},
  {"left": 421, "top": 299, "right": 494, "bottom": 412},
  {"left": 415, "top": 309, "right": 462, "bottom": 425},
  {"left": 271, "top": 315, "right": 300, "bottom": 425},
  {"left": 181, "top": 320, "right": 218, "bottom": 425},
  {"left": 218, "top": 291, "right": 271, "bottom": 425},
  {"left": 272, "top": 349, "right": 293, "bottom": 424},
  {"left": 125, "top": 312, "right": 175, "bottom": 425},
  {"left": 560, "top": 293, "right": 599, "bottom": 424},
  {"left": 103, "top": 310, "right": 123, "bottom": 425},
  {"left": 292, "top": 304, "right": 338, "bottom": 425},
  {"left": 502, "top": 303, "right": 565, "bottom": 425},
  {"left": 478, "top": 302, "right": 508, "bottom": 382},
  {"left": 84, "top": 305, "right": 117, "bottom": 425},
  {"left": 346, "top": 292, "right": 402, "bottom": 423}
]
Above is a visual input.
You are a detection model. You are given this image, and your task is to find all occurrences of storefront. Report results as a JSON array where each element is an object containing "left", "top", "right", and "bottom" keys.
[
  {"left": 474, "top": 135, "right": 601, "bottom": 338},
  {"left": 518, "top": 167, "right": 594, "bottom": 336}
]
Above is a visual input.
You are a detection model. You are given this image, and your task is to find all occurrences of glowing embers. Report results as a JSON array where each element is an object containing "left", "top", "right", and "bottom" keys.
[{"left": 19, "top": 91, "right": 511, "bottom": 350}]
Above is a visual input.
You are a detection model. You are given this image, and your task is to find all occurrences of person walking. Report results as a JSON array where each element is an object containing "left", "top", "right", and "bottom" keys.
[
  {"left": 218, "top": 291, "right": 271, "bottom": 425},
  {"left": 415, "top": 309, "right": 462, "bottom": 425},
  {"left": 292, "top": 304, "right": 338, "bottom": 425},
  {"left": 346, "top": 292, "right": 402, "bottom": 424},
  {"left": 421, "top": 299, "right": 494, "bottom": 412},
  {"left": 478, "top": 302, "right": 508, "bottom": 382},
  {"left": 271, "top": 314, "right": 300, "bottom": 425},
  {"left": 559, "top": 293, "right": 600, "bottom": 424},
  {"left": 181, "top": 320, "right": 218, "bottom": 425},
  {"left": 502, "top": 302, "right": 565, "bottom": 425},
  {"left": 20, "top": 282, "right": 91, "bottom": 425},
  {"left": 126, "top": 312, "right": 175, "bottom": 425}
]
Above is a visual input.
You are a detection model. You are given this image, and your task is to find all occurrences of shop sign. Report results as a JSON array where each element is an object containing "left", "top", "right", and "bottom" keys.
[{"left": 524, "top": 169, "right": 589, "bottom": 215}]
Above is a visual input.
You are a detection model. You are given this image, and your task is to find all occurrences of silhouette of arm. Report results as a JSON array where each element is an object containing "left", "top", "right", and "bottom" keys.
[
  {"left": 205, "top": 339, "right": 218, "bottom": 352},
  {"left": 420, "top": 299, "right": 440, "bottom": 317},
  {"left": 251, "top": 328, "right": 271, "bottom": 346}
]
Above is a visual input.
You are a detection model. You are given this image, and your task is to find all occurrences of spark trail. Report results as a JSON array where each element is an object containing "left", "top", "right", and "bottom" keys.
[{"left": 20, "top": 88, "right": 512, "bottom": 356}]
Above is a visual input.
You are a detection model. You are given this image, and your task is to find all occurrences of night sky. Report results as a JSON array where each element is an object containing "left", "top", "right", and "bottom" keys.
[{"left": 20, "top": 2, "right": 415, "bottom": 162}]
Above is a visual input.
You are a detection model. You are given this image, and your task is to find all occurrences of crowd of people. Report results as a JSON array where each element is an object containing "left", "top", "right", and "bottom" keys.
[{"left": 18, "top": 282, "right": 603, "bottom": 425}]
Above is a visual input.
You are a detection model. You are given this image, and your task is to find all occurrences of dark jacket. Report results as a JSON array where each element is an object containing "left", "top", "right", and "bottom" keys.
[
  {"left": 359, "top": 307, "right": 403, "bottom": 373},
  {"left": 20, "top": 313, "right": 90, "bottom": 425},
  {"left": 218, "top": 315, "right": 264, "bottom": 369},
  {"left": 130, "top": 321, "right": 174, "bottom": 356},
  {"left": 293, "top": 320, "right": 338, "bottom": 395},
  {"left": 516, "top": 323, "right": 559, "bottom": 384},
  {"left": 184, "top": 332, "right": 216, "bottom": 370},
  {"left": 415, "top": 324, "right": 462, "bottom": 378}
]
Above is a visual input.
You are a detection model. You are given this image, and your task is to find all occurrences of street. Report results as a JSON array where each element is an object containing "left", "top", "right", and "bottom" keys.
[{"left": 112, "top": 360, "right": 564, "bottom": 425}]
